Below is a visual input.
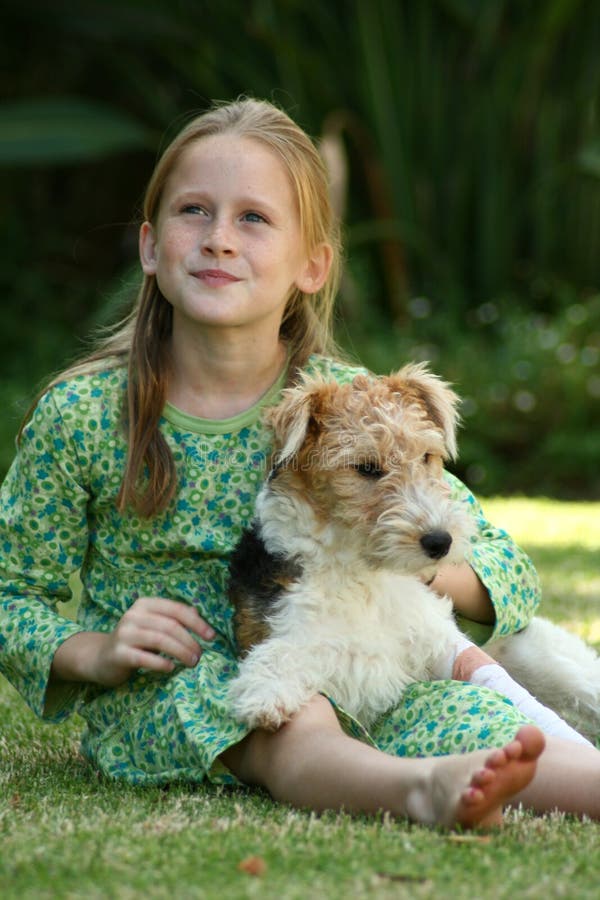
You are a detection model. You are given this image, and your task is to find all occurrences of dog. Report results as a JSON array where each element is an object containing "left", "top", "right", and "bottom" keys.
[{"left": 227, "top": 364, "right": 600, "bottom": 741}]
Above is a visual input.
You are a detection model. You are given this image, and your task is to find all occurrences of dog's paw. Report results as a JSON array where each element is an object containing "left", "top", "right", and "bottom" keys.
[
  {"left": 228, "top": 677, "right": 303, "bottom": 731},
  {"left": 251, "top": 706, "right": 294, "bottom": 732}
]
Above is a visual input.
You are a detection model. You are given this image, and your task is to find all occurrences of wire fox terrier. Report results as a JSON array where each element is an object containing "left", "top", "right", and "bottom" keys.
[{"left": 228, "top": 364, "right": 600, "bottom": 744}]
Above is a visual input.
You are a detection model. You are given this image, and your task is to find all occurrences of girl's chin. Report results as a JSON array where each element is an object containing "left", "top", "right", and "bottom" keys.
[{"left": 170, "top": 302, "right": 287, "bottom": 335}]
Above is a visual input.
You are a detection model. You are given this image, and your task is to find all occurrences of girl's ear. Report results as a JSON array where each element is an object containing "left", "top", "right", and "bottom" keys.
[
  {"left": 295, "top": 242, "right": 333, "bottom": 295},
  {"left": 139, "top": 221, "right": 158, "bottom": 275}
]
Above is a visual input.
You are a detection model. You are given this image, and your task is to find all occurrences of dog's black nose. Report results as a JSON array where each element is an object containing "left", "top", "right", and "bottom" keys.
[{"left": 420, "top": 530, "right": 453, "bottom": 560}]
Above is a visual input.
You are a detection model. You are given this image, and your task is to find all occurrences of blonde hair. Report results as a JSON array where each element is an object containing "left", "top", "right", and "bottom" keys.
[{"left": 21, "top": 98, "right": 344, "bottom": 516}]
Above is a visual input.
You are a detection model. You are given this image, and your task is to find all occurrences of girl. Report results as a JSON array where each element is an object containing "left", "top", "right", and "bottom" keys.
[{"left": 1, "top": 98, "right": 598, "bottom": 828}]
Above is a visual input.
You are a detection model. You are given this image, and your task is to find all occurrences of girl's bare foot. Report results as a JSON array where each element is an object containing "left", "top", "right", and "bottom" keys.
[
  {"left": 453, "top": 725, "right": 545, "bottom": 827},
  {"left": 408, "top": 725, "right": 546, "bottom": 828}
]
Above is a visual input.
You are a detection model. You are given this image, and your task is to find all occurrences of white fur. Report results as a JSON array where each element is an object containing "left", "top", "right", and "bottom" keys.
[
  {"left": 229, "top": 566, "right": 464, "bottom": 730},
  {"left": 230, "top": 487, "right": 469, "bottom": 730}
]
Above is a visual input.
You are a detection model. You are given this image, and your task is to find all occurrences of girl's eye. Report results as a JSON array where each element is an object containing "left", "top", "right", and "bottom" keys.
[
  {"left": 242, "top": 211, "right": 267, "bottom": 224},
  {"left": 181, "top": 204, "right": 206, "bottom": 215},
  {"left": 353, "top": 461, "right": 384, "bottom": 478}
]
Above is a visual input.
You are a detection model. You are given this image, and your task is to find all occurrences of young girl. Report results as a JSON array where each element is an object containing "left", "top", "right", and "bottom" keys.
[{"left": 1, "top": 98, "right": 598, "bottom": 828}]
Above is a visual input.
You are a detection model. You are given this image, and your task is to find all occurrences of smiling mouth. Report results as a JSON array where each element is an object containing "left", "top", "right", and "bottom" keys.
[{"left": 194, "top": 269, "right": 241, "bottom": 286}]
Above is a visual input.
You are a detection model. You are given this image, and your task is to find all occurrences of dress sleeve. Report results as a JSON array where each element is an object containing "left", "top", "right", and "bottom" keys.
[
  {"left": 445, "top": 473, "right": 541, "bottom": 645},
  {"left": 0, "top": 389, "right": 90, "bottom": 721}
]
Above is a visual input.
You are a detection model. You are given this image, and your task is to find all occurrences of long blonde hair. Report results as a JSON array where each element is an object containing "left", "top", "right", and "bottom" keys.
[{"left": 21, "top": 98, "right": 343, "bottom": 516}]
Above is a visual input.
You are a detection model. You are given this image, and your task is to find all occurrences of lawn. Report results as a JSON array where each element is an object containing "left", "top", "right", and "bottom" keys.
[{"left": 1, "top": 497, "right": 599, "bottom": 899}]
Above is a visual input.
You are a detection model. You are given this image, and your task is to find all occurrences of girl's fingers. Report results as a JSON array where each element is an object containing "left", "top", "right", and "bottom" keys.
[
  {"left": 116, "top": 647, "right": 178, "bottom": 674},
  {"left": 122, "top": 610, "right": 201, "bottom": 647},
  {"left": 131, "top": 597, "right": 216, "bottom": 640},
  {"left": 116, "top": 621, "right": 202, "bottom": 667}
]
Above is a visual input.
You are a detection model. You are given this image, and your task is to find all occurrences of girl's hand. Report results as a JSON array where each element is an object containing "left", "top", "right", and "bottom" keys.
[{"left": 51, "top": 597, "right": 215, "bottom": 688}]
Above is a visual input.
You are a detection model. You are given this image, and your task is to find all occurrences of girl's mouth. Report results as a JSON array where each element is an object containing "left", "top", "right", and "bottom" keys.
[{"left": 194, "top": 269, "right": 241, "bottom": 287}]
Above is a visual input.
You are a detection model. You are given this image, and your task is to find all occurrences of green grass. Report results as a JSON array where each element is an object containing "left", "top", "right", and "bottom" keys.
[
  {"left": 1, "top": 498, "right": 599, "bottom": 899},
  {"left": 484, "top": 497, "right": 600, "bottom": 645}
]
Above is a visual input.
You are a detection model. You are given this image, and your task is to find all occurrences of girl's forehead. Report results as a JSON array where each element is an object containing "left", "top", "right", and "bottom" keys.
[{"left": 174, "top": 133, "right": 291, "bottom": 188}]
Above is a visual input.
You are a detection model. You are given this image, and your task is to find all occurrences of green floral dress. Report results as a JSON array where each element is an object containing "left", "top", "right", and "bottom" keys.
[{"left": 0, "top": 356, "right": 540, "bottom": 785}]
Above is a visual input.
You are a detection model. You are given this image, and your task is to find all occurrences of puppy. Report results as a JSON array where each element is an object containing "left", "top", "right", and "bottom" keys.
[{"left": 228, "top": 365, "right": 600, "bottom": 742}]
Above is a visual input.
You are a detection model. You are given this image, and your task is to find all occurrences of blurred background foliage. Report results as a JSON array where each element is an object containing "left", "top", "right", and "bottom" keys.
[{"left": 1, "top": 0, "right": 599, "bottom": 496}]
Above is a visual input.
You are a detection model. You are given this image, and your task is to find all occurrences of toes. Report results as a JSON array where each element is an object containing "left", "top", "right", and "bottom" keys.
[
  {"left": 461, "top": 786, "right": 485, "bottom": 807},
  {"left": 453, "top": 727, "right": 544, "bottom": 829},
  {"left": 515, "top": 725, "right": 546, "bottom": 761},
  {"left": 484, "top": 748, "right": 509, "bottom": 770},
  {"left": 470, "top": 766, "right": 495, "bottom": 788}
]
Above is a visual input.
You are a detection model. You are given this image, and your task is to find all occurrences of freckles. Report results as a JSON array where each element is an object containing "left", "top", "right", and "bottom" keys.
[{"left": 161, "top": 232, "right": 192, "bottom": 257}]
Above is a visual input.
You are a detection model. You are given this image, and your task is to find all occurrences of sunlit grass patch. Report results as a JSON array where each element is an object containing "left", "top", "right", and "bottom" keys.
[
  {"left": 483, "top": 498, "right": 600, "bottom": 549},
  {"left": 483, "top": 498, "right": 600, "bottom": 647}
]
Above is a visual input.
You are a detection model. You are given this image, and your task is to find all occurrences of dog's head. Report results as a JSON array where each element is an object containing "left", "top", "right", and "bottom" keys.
[{"left": 259, "top": 363, "right": 472, "bottom": 575}]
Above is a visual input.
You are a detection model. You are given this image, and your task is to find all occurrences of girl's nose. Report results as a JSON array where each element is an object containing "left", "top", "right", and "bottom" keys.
[{"left": 201, "top": 218, "right": 237, "bottom": 257}]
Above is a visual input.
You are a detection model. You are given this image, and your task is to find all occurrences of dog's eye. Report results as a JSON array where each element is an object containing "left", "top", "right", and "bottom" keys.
[
  {"left": 423, "top": 453, "right": 432, "bottom": 464},
  {"left": 354, "top": 461, "right": 384, "bottom": 478}
]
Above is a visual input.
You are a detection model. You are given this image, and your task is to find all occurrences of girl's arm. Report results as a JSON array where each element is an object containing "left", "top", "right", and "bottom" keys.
[
  {"left": 0, "top": 385, "right": 213, "bottom": 720},
  {"left": 434, "top": 473, "right": 541, "bottom": 645},
  {"left": 0, "top": 389, "right": 92, "bottom": 719}
]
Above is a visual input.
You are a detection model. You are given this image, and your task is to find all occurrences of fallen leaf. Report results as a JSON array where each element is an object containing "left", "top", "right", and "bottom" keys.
[{"left": 238, "top": 855, "right": 267, "bottom": 877}]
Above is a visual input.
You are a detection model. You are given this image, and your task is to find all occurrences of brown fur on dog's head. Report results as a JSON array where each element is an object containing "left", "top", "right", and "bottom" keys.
[
  {"left": 381, "top": 363, "right": 460, "bottom": 459},
  {"left": 267, "top": 362, "right": 461, "bottom": 469}
]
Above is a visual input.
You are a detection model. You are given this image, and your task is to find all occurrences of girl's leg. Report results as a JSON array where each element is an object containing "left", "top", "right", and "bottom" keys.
[
  {"left": 513, "top": 736, "right": 600, "bottom": 817},
  {"left": 221, "top": 694, "right": 544, "bottom": 828}
]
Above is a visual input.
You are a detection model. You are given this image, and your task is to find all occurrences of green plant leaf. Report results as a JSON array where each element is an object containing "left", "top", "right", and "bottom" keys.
[
  {"left": 0, "top": 97, "right": 153, "bottom": 165},
  {"left": 578, "top": 143, "right": 600, "bottom": 178}
]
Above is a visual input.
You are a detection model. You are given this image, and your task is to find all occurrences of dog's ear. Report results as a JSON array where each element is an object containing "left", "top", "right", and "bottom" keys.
[
  {"left": 388, "top": 362, "right": 461, "bottom": 459},
  {"left": 265, "top": 379, "right": 322, "bottom": 466}
]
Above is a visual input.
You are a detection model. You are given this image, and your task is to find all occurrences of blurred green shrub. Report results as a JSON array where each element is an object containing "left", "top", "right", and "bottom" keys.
[{"left": 342, "top": 287, "right": 600, "bottom": 498}]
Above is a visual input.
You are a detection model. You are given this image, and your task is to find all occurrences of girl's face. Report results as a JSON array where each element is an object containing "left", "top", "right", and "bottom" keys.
[{"left": 140, "top": 134, "right": 329, "bottom": 343}]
